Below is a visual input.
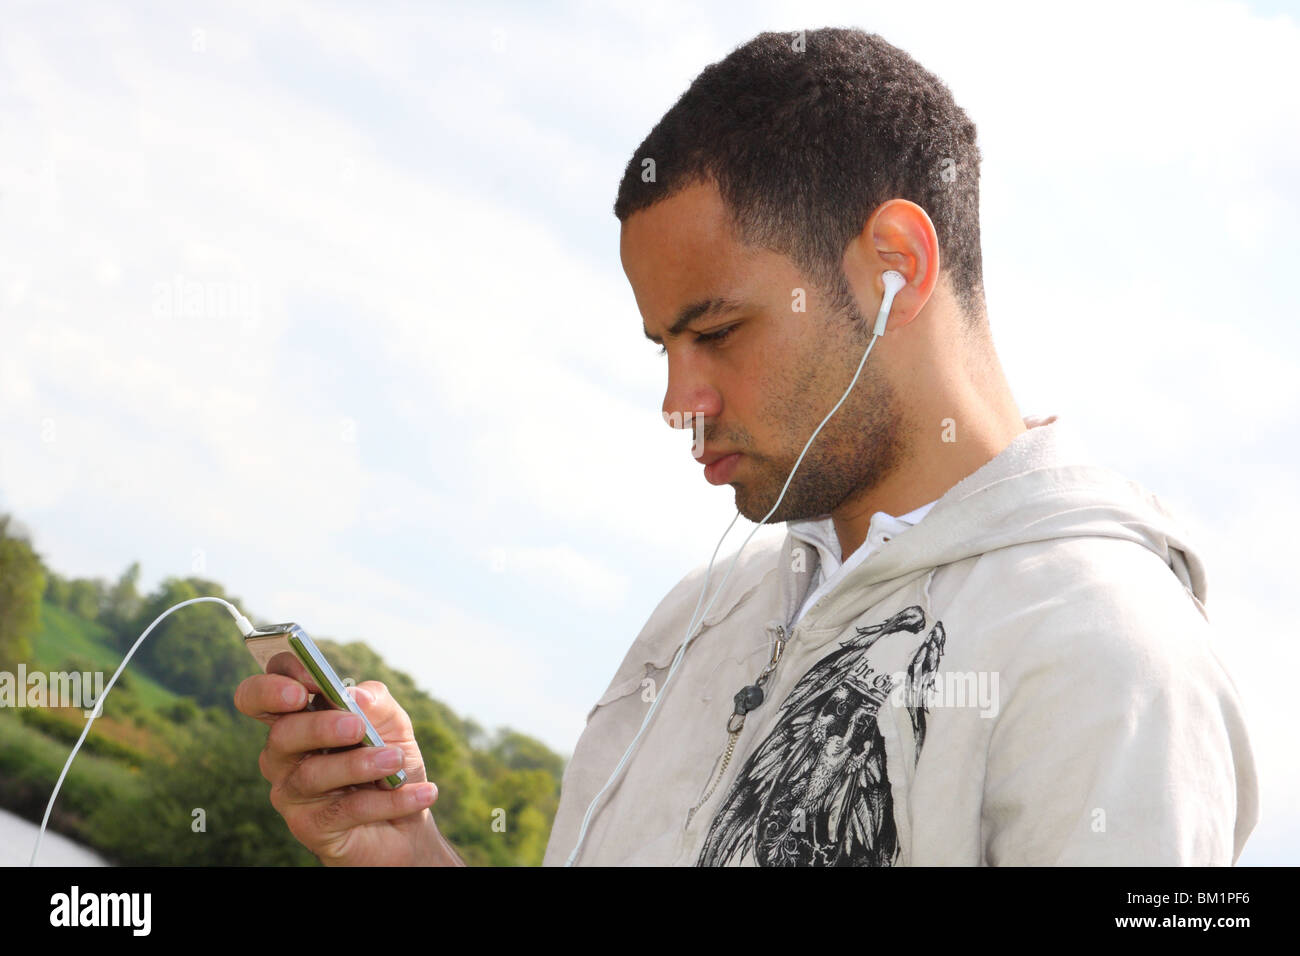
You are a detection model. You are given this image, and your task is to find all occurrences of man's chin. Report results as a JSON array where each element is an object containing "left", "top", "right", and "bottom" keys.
[
  {"left": 730, "top": 485, "right": 764, "bottom": 523},
  {"left": 733, "top": 484, "right": 806, "bottom": 525}
]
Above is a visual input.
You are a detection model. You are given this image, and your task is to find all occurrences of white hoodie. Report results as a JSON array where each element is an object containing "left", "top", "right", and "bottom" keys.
[{"left": 543, "top": 415, "right": 1260, "bottom": 866}]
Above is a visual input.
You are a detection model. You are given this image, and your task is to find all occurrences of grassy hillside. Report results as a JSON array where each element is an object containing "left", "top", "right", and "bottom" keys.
[{"left": 28, "top": 601, "right": 179, "bottom": 709}]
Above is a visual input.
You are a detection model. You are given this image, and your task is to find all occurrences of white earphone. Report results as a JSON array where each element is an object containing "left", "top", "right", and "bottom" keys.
[
  {"left": 564, "top": 270, "right": 907, "bottom": 865},
  {"left": 875, "top": 269, "right": 906, "bottom": 336}
]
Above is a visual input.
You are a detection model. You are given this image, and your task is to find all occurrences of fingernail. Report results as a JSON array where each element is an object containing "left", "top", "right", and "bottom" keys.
[
  {"left": 413, "top": 783, "right": 435, "bottom": 804},
  {"left": 375, "top": 747, "right": 403, "bottom": 771},
  {"left": 337, "top": 715, "right": 363, "bottom": 738},
  {"left": 282, "top": 685, "right": 304, "bottom": 707}
]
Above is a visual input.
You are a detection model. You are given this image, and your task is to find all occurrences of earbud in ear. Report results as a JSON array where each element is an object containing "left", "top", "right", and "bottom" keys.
[{"left": 872, "top": 270, "right": 907, "bottom": 337}]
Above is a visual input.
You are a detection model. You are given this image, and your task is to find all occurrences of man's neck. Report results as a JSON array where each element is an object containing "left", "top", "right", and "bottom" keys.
[{"left": 830, "top": 411, "right": 1028, "bottom": 562}]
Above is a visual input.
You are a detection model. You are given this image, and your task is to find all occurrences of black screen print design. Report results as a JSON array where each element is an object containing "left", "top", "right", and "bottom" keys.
[{"left": 696, "top": 605, "right": 947, "bottom": 866}]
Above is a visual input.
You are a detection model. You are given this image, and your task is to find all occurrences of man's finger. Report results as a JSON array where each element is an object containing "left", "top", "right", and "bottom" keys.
[
  {"left": 287, "top": 745, "right": 407, "bottom": 798},
  {"left": 234, "top": 674, "right": 308, "bottom": 721},
  {"left": 266, "top": 708, "right": 368, "bottom": 759},
  {"left": 302, "top": 782, "right": 439, "bottom": 840}
]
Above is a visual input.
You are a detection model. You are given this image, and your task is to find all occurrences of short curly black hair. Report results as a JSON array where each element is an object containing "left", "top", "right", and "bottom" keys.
[{"left": 614, "top": 28, "right": 986, "bottom": 326}]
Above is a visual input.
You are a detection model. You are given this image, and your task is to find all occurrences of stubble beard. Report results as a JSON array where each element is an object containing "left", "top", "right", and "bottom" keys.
[{"left": 729, "top": 318, "right": 910, "bottom": 526}]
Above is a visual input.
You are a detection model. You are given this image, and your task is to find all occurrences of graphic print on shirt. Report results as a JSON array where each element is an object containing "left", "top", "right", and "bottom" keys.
[
  {"left": 906, "top": 617, "right": 947, "bottom": 763},
  {"left": 695, "top": 605, "right": 947, "bottom": 866}
]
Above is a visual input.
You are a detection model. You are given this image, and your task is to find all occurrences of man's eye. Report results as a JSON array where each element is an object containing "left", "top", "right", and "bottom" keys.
[
  {"left": 655, "top": 325, "right": 737, "bottom": 357},
  {"left": 696, "top": 325, "right": 736, "bottom": 346}
]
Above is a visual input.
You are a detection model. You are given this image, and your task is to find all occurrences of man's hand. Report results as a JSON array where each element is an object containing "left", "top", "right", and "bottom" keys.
[{"left": 234, "top": 674, "right": 465, "bottom": 866}]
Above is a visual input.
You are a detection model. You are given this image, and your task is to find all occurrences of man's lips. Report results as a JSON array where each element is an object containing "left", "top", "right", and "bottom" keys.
[
  {"left": 695, "top": 448, "right": 740, "bottom": 466},
  {"left": 698, "top": 450, "right": 743, "bottom": 485}
]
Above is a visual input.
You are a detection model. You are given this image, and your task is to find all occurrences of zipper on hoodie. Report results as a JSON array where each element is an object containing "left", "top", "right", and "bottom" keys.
[{"left": 685, "top": 624, "right": 787, "bottom": 830}]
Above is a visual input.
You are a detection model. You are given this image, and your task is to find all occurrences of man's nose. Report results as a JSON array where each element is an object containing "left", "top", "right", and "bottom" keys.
[
  {"left": 661, "top": 383, "right": 721, "bottom": 432},
  {"left": 662, "top": 372, "right": 720, "bottom": 461}
]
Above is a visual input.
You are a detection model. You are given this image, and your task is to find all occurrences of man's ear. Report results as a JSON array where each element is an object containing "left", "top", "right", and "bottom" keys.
[{"left": 841, "top": 198, "right": 940, "bottom": 331}]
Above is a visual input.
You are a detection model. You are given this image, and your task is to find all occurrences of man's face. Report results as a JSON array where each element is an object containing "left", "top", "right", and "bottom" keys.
[{"left": 621, "top": 179, "right": 910, "bottom": 524}]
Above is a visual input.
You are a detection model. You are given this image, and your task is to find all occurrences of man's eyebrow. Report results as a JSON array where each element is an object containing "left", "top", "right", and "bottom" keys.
[{"left": 643, "top": 298, "right": 748, "bottom": 344}]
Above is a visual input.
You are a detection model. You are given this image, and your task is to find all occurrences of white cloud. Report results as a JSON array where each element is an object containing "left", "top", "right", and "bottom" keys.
[{"left": 479, "top": 543, "right": 630, "bottom": 609}]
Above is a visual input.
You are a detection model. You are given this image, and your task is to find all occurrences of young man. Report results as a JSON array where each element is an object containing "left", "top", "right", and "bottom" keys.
[
  {"left": 235, "top": 28, "right": 1258, "bottom": 867},
  {"left": 541, "top": 28, "right": 1258, "bottom": 866}
]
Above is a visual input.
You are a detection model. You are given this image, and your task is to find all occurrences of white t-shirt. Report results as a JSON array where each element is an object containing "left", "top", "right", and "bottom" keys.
[{"left": 788, "top": 499, "right": 938, "bottom": 627}]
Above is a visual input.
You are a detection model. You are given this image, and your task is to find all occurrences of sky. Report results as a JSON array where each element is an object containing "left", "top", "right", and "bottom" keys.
[{"left": 1, "top": 0, "right": 1297, "bottom": 865}]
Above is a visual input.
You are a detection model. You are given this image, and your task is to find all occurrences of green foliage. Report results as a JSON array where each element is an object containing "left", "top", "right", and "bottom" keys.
[
  {"left": 162, "top": 697, "right": 200, "bottom": 725},
  {"left": 44, "top": 572, "right": 70, "bottom": 610},
  {"left": 123, "top": 577, "right": 260, "bottom": 708},
  {"left": 66, "top": 579, "right": 104, "bottom": 621},
  {"left": 0, "top": 514, "right": 46, "bottom": 667},
  {"left": 15, "top": 706, "right": 148, "bottom": 765},
  {"left": 98, "top": 561, "right": 142, "bottom": 643},
  {"left": 44, "top": 571, "right": 107, "bottom": 623},
  {"left": 31, "top": 602, "right": 177, "bottom": 710},
  {"left": 0, "top": 710, "right": 146, "bottom": 847},
  {"left": 87, "top": 708, "right": 318, "bottom": 866},
  {"left": 488, "top": 729, "right": 567, "bottom": 778},
  {"left": 1, "top": 513, "right": 569, "bottom": 866}
]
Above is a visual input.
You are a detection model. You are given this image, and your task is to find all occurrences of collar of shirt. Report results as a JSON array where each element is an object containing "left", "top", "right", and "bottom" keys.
[
  {"left": 786, "top": 498, "right": 939, "bottom": 626},
  {"left": 788, "top": 499, "right": 938, "bottom": 577}
]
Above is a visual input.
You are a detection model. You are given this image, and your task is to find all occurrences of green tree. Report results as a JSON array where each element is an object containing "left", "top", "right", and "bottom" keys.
[
  {"left": 44, "top": 570, "right": 71, "bottom": 609},
  {"left": 100, "top": 561, "right": 142, "bottom": 644},
  {"left": 87, "top": 708, "right": 319, "bottom": 866},
  {"left": 485, "top": 767, "right": 558, "bottom": 863},
  {"left": 65, "top": 577, "right": 106, "bottom": 621},
  {"left": 488, "top": 728, "right": 566, "bottom": 778},
  {"left": 0, "top": 514, "right": 46, "bottom": 667},
  {"left": 127, "top": 578, "right": 257, "bottom": 708}
]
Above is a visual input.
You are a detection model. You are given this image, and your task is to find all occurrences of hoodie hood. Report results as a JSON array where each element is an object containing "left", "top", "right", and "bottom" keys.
[{"left": 800, "top": 414, "right": 1210, "bottom": 634}]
